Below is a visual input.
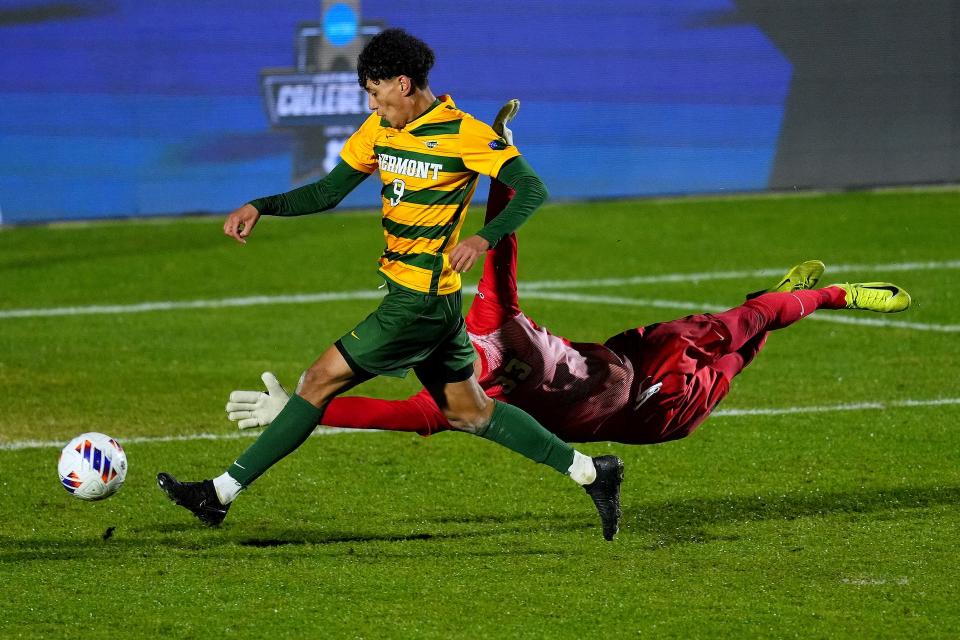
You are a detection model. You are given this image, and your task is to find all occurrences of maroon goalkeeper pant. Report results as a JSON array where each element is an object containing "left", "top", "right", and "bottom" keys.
[{"left": 601, "top": 287, "right": 847, "bottom": 443}]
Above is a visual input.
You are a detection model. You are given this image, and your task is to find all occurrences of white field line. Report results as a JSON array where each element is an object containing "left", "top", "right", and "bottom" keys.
[
  {"left": 518, "top": 259, "right": 960, "bottom": 291},
  {"left": 712, "top": 397, "right": 960, "bottom": 418},
  {"left": 5, "top": 287, "right": 955, "bottom": 334},
  {"left": 2, "top": 259, "right": 957, "bottom": 321},
  {"left": 839, "top": 577, "right": 910, "bottom": 586},
  {"left": 0, "top": 427, "right": 369, "bottom": 452},
  {"left": 520, "top": 291, "right": 960, "bottom": 333},
  {"left": 3, "top": 397, "right": 958, "bottom": 452},
  {"left": 0, "top": 290, "right": 386, "bottom": 319}
]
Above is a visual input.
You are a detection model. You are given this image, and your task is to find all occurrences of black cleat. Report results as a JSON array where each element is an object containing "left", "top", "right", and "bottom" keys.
[
  {"left": 583, "top": 455, "right": 624, "bottom": 541},
  {"left": 156, "top": 472, "right": 230, "bottom": 527}
]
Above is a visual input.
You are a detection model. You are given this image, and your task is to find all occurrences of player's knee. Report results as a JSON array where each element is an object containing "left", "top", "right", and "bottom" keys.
[
  {"left": 300, "top": 364, "right": 329, "bottom": 390},
  {"left": 441, "top": 404, "right": 492, "bottom": 434},
  {"left": 299, "top": 362, "right": 347, "bottom": 403}
]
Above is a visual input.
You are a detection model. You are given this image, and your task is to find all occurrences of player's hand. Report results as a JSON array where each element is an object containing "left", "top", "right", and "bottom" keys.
[
  {"left": 223, "top": 203, "right": 261, "bottom": 244},
  {"left": 225, "top": 372, "right": 290, "bottom": 430},
  {"left": 449, "top": 235, "right": 490, "bottom": 273}
]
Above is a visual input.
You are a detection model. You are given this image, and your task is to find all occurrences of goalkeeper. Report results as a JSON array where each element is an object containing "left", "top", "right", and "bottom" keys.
[{"left": 226, "top": 104, "right": 912, "bottom": 447}]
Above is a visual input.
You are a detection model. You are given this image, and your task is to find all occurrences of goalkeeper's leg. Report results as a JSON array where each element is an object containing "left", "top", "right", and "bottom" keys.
[{"left": 711, "top": 287, "right": 847, "bottom": 356}]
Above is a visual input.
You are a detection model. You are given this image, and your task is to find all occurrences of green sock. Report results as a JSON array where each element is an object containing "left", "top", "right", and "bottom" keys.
[
  {"left": 228, "top": 394, "right": 323, "bottom": 487},
  {"left": 479, "top": 400, "right": 575, "bottom": 474}
]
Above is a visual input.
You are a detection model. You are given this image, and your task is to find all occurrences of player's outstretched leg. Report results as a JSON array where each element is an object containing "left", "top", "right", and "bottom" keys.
[
  {"left": 711, "top": 260, "right": 832, "bottom": 354},
  {"left": 486, "top": 405, "right": 624, "bottom": 540},
  {"left": 156, "top": 473, "right": 230, "bottom": 526},
  {"left": 158, "top": 346, "right": 354, "bottom": 526},
  {"left": 746, "top": 259, "right": 825, "bottom": 299},
  {"left": 714, "top": 271, "right": 911, "bottom": 363},
  {"left": 583, "top": 455, "right": 624, "bottom": 541},
  {"left": 830, "top": 282, "right": 911, "bottom": 313}
]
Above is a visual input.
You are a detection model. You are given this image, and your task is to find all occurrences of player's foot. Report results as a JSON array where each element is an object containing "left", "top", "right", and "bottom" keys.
[
  {"left": 831, "top": 282, "right": 911, "bottom": 313},
  {"left": 583, "top": 455, "right": 624, "bottom": 541},
  {"left": 492, "top": 99, "right": 519, "bottom": 145},
  {"left": 156, "top": 472, "right": 230, "bottom": 526},
  {"left": 747, "top": 260, "right": 825, "bottom": 300}
]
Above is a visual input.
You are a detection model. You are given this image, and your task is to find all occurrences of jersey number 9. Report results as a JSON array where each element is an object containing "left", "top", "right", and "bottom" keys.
[{"left": 389, "top": 179, "right": 406, "bottom": 206}]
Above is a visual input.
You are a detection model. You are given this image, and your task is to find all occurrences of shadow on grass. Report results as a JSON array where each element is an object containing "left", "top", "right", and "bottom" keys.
[
  {"left": 0, "top": 513, "right": 588, "bottom": 561},
  {"left": 4, "top": 484, "right": 955, "bottom": 561},
  {"left": 234, "top": 511, "right": 589, "bottom": 548},
  {"left": 627, "top": 484, "right": 960, "bottom": 547},
  {"left": 238, "top": 531, "right": 437, "bottom": 547}
]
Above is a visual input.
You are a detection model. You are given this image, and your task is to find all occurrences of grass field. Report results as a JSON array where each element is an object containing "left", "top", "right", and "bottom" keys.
[{"left": 1, "top": 189, "right": 958, "bottom": 638}]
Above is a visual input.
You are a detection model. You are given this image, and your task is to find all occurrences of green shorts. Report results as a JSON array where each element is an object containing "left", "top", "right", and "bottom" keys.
[{"left": 335, "top": 282, "right": 477, "bottom": 383}]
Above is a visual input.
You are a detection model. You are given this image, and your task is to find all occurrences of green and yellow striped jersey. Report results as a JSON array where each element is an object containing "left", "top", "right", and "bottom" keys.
[{"left": 340, "top": 95, "right": 520, "bottom": 295}]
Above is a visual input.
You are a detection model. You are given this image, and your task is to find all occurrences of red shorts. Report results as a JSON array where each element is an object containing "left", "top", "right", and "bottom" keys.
[{"left": 601, "top": 314, "right": 737, "bottom": 443}]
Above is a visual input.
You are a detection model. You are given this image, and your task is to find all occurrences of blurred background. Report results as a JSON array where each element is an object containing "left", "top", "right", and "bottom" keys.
[{"left": 1, "top": 0, "right": 957, "bottom": 223}]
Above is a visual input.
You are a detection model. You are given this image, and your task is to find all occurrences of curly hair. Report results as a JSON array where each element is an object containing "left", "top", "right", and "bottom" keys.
[{"left": 357, "top": 28, "right": 435, "bottom": 89}]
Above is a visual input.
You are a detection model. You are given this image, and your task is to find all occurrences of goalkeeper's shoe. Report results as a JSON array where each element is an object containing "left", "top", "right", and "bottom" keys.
[
  {"left": 831, "top": 282, "right": 911, "bottom": 313},
  {"left": 583, "top": 455, "right": 624, "bottom": 541},
  {"left": 746, "top": 259, "right": 825, "bottom": 300},
  {"left": 156, "top": 472, "right": 230, "bottom": 526},
  {"left": 492, "top": 98, "right": 519, "bottom": 146}
]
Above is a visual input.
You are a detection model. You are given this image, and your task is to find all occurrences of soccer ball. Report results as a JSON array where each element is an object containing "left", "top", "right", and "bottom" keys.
[{"left": 58, "top": 432, "right": 127, "bottom": 500}]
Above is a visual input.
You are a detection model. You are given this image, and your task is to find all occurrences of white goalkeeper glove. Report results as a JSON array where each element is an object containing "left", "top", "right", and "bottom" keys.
[
  {"left": 225, "top": 371, "right": 291, "bottom": 430},
  {"left": 492, "top": 98, "right": 518, "bottom": 146}
]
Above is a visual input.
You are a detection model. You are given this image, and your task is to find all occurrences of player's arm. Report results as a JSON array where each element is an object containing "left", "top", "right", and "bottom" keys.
[
  {"left": 449, "top": 114, "right": 548, "bottom": 272},
  {"left": 247, "top": 161, "right": 370, "bottom": 217},
  {"left": 450, "top": 157, "right": 547, "bottom": 272},
  {"left": 476, "top": 157, "right": 547, "bottom": 247},
  {"left": 483, "top": 99, "right": 519, "bottom": 226},
  {"left": 224, "top": 113, "right": 379, "bottom": 243},
  {"left": 223, "top": 161, "right": 370, "bottom": 243},
  {"left": 225, "top": 373, "right": 451, "bottom": 436}
]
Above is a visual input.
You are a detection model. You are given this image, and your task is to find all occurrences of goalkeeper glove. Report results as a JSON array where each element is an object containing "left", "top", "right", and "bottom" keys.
[
  {"left": 225, "top": 371, "right": 291, "bottom": 430},
  {"left": 492, "top": 98, "right": 519, "bottom": 145}
]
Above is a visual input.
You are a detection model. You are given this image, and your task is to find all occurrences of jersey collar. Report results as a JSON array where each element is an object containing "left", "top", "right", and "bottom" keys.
[{"left": 403, "top": 95, "right": 456, "bottom": 129}]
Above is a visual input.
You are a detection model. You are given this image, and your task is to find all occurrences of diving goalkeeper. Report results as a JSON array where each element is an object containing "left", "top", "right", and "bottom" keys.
[{"left": 226, "top": 105, "right": 912, "bottom": 447}]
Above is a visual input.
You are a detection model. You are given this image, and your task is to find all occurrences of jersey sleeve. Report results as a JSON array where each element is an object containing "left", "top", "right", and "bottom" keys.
[
  {"left": 475, "top": 157, "right": 547, "bottom": 247},
  {"left": 248, "top": 160, "right": 369, "bottom": 216},
  {"left": 339, "top": 113, "right": 381, "bottom": 174},
  {"left": 459, "top": 116, "right": 521, "bottom": 178}
]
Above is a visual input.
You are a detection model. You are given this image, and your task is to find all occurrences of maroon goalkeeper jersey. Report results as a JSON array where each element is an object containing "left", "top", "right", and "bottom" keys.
[
  {"left": 321, "top": 312, "right": 734, "bottom": 444},
  {"left": 470, "top": 313, "right": 641, "bottom": 442}
]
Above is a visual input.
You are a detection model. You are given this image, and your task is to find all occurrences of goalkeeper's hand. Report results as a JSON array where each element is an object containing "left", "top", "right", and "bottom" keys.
[{"left": 225, "top": 372, "right": 291, "bottom": 430}]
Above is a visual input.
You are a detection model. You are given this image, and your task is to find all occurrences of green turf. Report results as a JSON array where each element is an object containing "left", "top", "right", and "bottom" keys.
[{"left": 1, "top": 189, "right": 958, "bottom": 638}]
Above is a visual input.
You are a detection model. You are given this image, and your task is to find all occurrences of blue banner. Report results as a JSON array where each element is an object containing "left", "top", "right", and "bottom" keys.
[{"left": 0, "top": 0, "right": 793, "bottom": 222}]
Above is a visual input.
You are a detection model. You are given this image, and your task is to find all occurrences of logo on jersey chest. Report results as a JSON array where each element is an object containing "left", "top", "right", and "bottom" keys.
[{"left": 378, "top": 152, "right": 442, "bottom": 180}]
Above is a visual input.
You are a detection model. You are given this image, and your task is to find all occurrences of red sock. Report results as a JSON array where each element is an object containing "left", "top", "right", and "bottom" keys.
[
  {"left": 752, "top": 288, "right": 844, "bottom": 327},
  {"left": 819, "top": 285, "right": 849, "bottom": 310}
]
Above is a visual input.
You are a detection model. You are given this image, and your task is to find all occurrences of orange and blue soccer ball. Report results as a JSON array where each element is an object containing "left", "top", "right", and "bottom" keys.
[{"left": 58, "top": 432, "right": 127, "bottom": 500}]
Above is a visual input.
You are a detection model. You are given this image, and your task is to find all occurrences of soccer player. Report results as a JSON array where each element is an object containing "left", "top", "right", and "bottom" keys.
[
  {"left": 225, "top": 105, "right": 912, "bottom": 450},
  {"left": 157, "top": 29, "right": 624, "bottom": 541}
]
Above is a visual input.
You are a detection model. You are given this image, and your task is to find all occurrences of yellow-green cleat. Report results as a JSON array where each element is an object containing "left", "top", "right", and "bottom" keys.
[
  {"left": 747, "top": 259, "right": 825, "bottom": 300},
  {"left": 832, "top": 282, "right": 912, "bottom": 313}
]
